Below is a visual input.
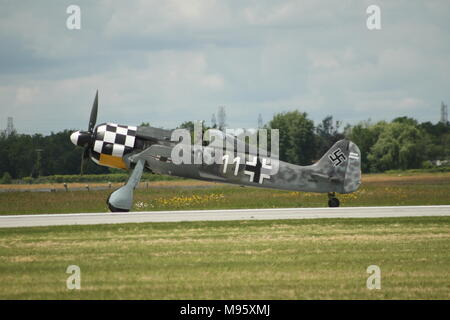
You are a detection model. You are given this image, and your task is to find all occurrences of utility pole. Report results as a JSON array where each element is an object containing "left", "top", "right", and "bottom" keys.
[
  {"left": 5, "top": 117, "right": 15, "bottom": 136},
  {"left": 217, "top": 106, "right": 226, "bottom": 131},
  {"left": 257, "top": 113, "right": 263, "bottom": 129},
  {"left": 441, "top": 101, "right": 448, "bottom": 124},
  {"left": 211, "top": 113, "right": 217, "bottom": 128},
  {"left": 35, "top": 149, "right": 43, "bottom": 178}
]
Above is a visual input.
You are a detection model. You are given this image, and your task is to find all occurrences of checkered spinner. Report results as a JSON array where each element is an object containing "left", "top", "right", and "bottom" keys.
[{"left": 93, "top": 123, "right": 137, "bottom": 157}]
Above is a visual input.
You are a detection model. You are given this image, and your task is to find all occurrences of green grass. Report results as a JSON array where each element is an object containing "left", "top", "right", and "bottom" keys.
[
  {"left": 385, "top": 167, "right": 450, "bottom": 174},
  {"left": 1, "top": 173, "right": 450, "bottom": 214},
  {"left": 18, "top": 173, "right": 182, "bottom": 184},
  {"left": 1, "top": 173, "right": 449, "bottom": 299},
  {"left": 0, "top": 217, "right": 449, "bottom": 299}
]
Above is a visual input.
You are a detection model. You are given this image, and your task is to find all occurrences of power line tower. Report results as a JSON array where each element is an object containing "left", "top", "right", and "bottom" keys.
[
  {"left": 5, "top": 117, "right": 15, "bottom": 136},
  {"left": 217, "top": 106, "right": 226, "bottom": 131},
  {"left": 257, "top": 113, "right": 263, "bottom": 129},
  {"left": 441, "top": 102, "right": 448, "bottom": 124},
  {"left": 211, "top": 113, "right": 217, "bottom": 128}
]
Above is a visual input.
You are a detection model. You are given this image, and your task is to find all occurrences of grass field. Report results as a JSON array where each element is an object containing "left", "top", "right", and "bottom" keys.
[
  {"left": 0, "top": 217, "right": 449, "bottom": 299},
  {"left": 0, "top": 172, "right": 449, "bottom": 214},
  {"left": 0, "top": 172, "right": 449, "bottom": 299}
]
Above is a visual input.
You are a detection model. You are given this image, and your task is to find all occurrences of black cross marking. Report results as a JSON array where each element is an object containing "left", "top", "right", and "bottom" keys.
[
  {"left": 245, "top": 157, "right": 262, "bottom": 183},
  {"left": 328, "top": 148, "right": 346, "bottom": 166}
]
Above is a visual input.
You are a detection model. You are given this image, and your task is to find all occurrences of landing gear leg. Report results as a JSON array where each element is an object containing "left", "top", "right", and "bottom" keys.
[
  {"left": 328, "top": 192, "right": 340, "bottom": 207},
  {"left": 106, "top": 159, "right": 145, "bottom": 212}
]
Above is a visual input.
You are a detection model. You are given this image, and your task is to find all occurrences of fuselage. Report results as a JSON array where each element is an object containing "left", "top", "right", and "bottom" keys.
[{"left": 71, "top": 123, "right": 361, "bottom": 194}]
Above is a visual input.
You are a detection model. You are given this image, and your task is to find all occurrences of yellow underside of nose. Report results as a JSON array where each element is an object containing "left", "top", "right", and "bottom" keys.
[{"left": 99, "top": 154, "right": 127, "bottom": 170}]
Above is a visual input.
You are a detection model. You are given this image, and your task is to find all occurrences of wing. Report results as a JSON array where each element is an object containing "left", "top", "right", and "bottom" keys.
[{"left": 136, "top": 125, "right": 174, "bottom": 143}]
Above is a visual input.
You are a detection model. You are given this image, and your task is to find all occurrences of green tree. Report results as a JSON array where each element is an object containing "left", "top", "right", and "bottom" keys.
[
  {"left": 345, "top": 120, "right": 388, "bottom": 173},
  {"left": 268, "top": 111, "right": 316, "bottom": 165},
  {"left": 1, "top": 172, "right": 12, "bottom": 184},
  {"left": 392, "top": 116, "right": 418, "bottom": 126},
  {"left": 178, "top": 121, "right": 195, "bottom": 133},
  {"left": 419, "top": 121, "right": 450, "bottom": 160},
  {"left": 0, "top": 130, "right": 110, "bottom": 179},
  {"left": 315, "top": 115, "right": 344, "bottom": 159},
  {"left": 367, "top": 122, "right": 428, "bottom": 171}
]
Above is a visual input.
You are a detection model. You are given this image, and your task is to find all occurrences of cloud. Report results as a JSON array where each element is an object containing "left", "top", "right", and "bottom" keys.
[{"left": 0, "top": 0, "right": 449, "bottom": 134}]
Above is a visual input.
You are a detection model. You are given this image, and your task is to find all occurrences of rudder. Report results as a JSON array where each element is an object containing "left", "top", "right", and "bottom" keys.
[{"left": 312, "top": 139, "right": 361, "bottom": 194}]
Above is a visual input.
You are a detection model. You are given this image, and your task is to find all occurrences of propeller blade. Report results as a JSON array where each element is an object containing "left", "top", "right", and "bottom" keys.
[
  {"left": 79, "top": 90, "right": 98, "bottom": 175},
  {"left": 88, "top": 90, "right": 98, "bottom": 132},
  {"left": 80, "top": 150, "right": 85, "bottom": 176},
  {"left": 80, "top": 146, "right": 90, "bottom": 175},
  {"left": 83, "top": 145, "right": 90, "bottom": 159}
]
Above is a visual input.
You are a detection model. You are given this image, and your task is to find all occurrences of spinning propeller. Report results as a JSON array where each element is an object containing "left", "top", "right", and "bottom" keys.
[{"left": 70, "top": 90, "right": 98, "bottom": 175}]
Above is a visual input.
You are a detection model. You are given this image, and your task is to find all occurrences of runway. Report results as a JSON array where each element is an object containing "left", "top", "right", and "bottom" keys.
[{"left": 0, "top": 205, "right": 449, "bottom": 228}]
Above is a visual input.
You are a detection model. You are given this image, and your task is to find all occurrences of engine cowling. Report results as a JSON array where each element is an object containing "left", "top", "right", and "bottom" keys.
[{"left": 90, "top": 123, "right": 137, "bottom": 169}]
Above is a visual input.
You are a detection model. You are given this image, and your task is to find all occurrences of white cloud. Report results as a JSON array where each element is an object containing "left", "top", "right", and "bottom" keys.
[{"left": 0, "top": 0, "right": 449, "bottom": 133}]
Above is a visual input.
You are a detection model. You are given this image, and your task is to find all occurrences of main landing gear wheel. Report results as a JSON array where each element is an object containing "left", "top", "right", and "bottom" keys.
[
  {"left": 106, "top": 194, "right": 130, "bottom": 212},
  {"left": 327, "top": 192, "right": 340, "bottom": 207},
  {"left": 106, "top": 159, "right": 145, "bottom": 213}
]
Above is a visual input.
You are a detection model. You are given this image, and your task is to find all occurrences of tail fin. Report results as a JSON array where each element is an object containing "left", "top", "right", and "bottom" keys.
[{"left": 312, "top": 139, "right": 361, "bottom": 193}]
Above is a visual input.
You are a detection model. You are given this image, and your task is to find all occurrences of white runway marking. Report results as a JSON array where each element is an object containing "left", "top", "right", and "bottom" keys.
[{"left": 0, "top": 205, "right": 449, "bottom": 228}]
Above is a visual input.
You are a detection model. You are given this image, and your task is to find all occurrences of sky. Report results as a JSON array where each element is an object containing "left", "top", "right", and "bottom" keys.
[{"left": 0, "top": 0, "right": 449, "bottom": 134}]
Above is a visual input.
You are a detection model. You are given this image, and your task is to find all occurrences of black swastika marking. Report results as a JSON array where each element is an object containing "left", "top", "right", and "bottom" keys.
[{"left": 328, "top": 148, "right": 347, "bottom": 167}]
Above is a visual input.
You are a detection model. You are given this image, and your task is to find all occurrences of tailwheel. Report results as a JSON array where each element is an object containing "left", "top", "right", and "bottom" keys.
[{"left": 327, "top": 192, "right": 340, "bottom": 207}]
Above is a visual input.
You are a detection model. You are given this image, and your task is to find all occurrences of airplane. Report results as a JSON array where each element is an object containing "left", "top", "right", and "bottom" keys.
[{"left": 70, "top": 91, "right": 361, "bottom": 212}]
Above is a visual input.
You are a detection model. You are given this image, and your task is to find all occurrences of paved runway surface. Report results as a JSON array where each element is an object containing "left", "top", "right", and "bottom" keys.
[{"left": 1, "top": 205, "right": 449, "bottom": 228}]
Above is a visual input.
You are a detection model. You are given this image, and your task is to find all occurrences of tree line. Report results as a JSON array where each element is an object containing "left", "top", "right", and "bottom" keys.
[
  {"left": 0, "top": 130, "right": 109, "bottom": 181},
  {"left": 0, "top": 112, "right": 449, "bottom": 181},
  {"left": 267, "top": 112, "right": 449, "bottom": 172}
]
